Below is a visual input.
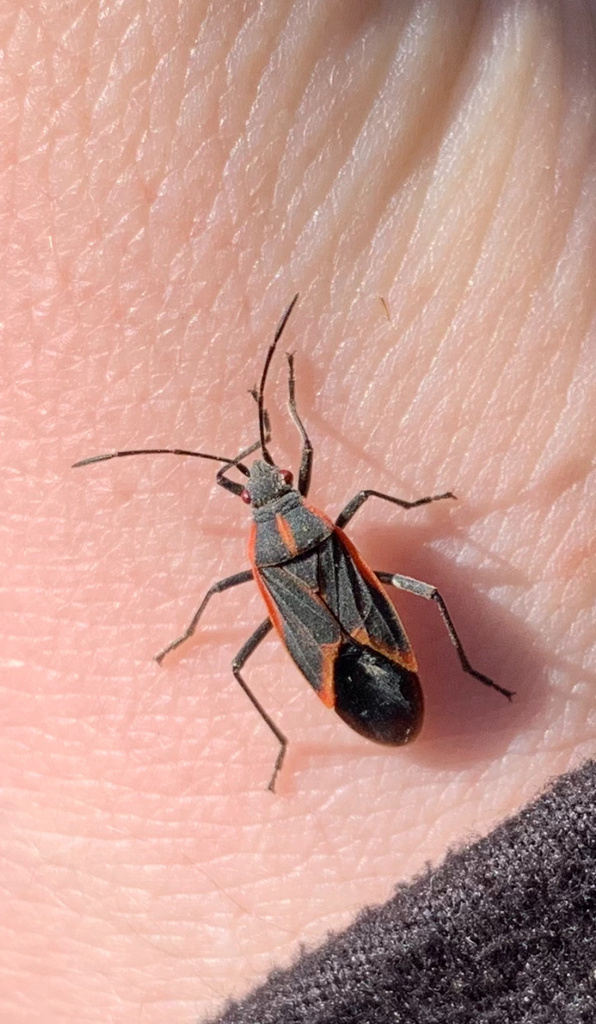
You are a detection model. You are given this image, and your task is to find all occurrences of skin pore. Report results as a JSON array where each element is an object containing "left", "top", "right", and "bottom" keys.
[{"left": 2, "top": 2, "right": 595, "bottom": 1021}]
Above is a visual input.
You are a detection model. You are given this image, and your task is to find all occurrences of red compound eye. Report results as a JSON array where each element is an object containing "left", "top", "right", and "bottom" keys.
[
  {"left": 280, "top": 469, "right": 293, "bottom": 486},
  {"left": 240, "top": 488, "right": 252, "bottom": 504}
]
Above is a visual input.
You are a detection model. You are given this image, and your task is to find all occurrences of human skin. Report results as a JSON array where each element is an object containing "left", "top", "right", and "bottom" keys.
[{"left": 2, "top": 1, "right": 595, "bottom": 1021}]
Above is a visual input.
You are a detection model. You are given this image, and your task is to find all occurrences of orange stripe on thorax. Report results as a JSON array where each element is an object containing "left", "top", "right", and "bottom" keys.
[{"left": 275, "top": 513, "right": 298, "bottom": 558}]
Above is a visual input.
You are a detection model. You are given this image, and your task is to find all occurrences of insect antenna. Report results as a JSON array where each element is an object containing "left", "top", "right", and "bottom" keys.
[
  {"left": 257, "top": 294, "right": 299, "bottom": 465},
  {"left": 73, "top": 446, "right": 252, "bottom": 477}
]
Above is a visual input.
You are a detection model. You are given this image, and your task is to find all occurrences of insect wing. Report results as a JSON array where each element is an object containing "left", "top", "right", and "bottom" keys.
[
  {"left": 322, "top": 527, "right": 417, "bottom": 672},
  {"left": 253, "top": 528, "right": 418, "bottom": 709}
]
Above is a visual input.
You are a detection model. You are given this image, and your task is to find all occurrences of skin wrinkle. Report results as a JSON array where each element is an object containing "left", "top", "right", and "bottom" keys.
[
  {"left": 270, "top": 7, "right": 477, "bottom": 299},
  {"left": 2, "top": 1, "right": 596, "bottom": 1022},
  {"left": 402, "top": 75, "right": 533, "bottom": 350},
  {"left": 335, "top": 11, "right": 477, "bottom": 266},
  {"left": 356, "top": 43, "right": 539, "bottom": 457},
  {"left": 282, "top": 15, "right": 424, "bottom": 239},
  {"left": 455, "top": 172, "right": 584, "bottom": 485}
]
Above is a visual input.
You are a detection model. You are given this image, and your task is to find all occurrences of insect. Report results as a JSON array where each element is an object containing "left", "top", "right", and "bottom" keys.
[{"left": 74, "top": 296, "right": 513, "bottom": 790}]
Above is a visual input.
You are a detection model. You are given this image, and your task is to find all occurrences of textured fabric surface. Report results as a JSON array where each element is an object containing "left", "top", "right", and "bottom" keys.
[{"left": 209, "top": 760, "right": 596, "bottom": 1023}]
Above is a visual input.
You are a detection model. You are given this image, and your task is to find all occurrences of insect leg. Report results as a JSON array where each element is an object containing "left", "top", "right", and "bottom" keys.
[
  {"left": 335, "top": 489, "right": 456, "bottom": 529},
  {"left": 376, "top": 571, "right": 514, "bottom": 700},
  {"left": 232, "top": 618, "right": 288, "bottom": 792},
  {"left": 258, "top": 295, "right": 299, "bottom": 466},
  {"left": 286, "top": 352, "right": 313, "bottom": 497},
  {"left": 155, "top": 570, "right": 254, "bottom": 664}
]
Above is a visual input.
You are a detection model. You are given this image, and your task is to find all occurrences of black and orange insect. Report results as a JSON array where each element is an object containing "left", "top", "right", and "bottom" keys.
[{"left": 74, "top": 296, "right": 513, "bottom": 790}]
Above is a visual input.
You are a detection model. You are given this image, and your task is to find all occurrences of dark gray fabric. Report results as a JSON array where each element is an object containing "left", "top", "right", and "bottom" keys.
[{"left": 209, "top": 759, "right": 596, "bottom": 1023}]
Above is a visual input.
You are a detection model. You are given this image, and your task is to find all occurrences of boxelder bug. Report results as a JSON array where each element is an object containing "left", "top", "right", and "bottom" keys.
[{"left": 74, "top": 296, "right": 513, "bottom": 790}]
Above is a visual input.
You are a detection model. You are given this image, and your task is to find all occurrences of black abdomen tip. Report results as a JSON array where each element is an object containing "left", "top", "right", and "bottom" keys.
[{"left": 333, "top": 641, "right": 423, "bottom": 745}]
